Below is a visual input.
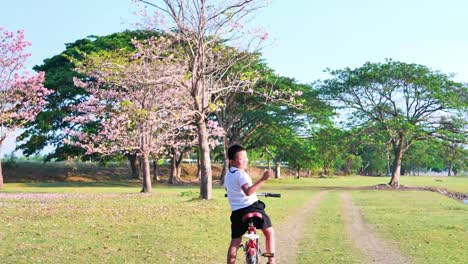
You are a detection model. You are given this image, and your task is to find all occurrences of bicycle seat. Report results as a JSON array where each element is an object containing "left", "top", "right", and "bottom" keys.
[
  {"left": 242, "top": 212, "right": 263, "bottom": 224},
  {"left": 243, "top": 233, "right": 260, "bottom": 240}
]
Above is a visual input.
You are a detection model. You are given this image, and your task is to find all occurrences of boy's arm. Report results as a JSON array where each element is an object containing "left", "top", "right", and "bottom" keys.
[{"left": 241, "top": 169, "right": 273, "bottom": 196}]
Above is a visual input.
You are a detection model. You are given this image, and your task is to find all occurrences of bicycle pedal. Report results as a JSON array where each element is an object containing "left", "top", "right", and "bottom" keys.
[{"left": 262, "top": 252, "right": 275, "bottom": 257}]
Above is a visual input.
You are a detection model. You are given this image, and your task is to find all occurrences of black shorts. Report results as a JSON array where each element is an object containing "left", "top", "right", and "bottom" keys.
[{"left": 230, "top": 201, "right": 272, "bottom": 239}]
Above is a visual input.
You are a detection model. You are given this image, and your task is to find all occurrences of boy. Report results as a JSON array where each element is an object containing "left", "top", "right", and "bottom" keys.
[{"left": 224, "top": 145, "right": 275, "bottom": 264}]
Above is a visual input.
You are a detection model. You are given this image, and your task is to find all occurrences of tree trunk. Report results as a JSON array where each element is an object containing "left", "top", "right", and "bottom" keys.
[
  {"left": 177, "top": 166, "right": 182, "bottom": 179},
  {"left": 0, "top": 157, "right": 3, "bottom": 189},
  {"left": 323, "top": 164, "right": 329, "bottom": 176},
  {"left": 219, "top": 137, "right": 229, "bottom": 184},
  {"left": 448, "top": 160, "right": 453, "bottom": 176},
  {"left": 170, "top": 147, "right": 186, "bottom": 184},
  {"left": 196, "top": 150, "right": 201, "bottom": 181},
  {"left": 401, "top": 166, "right": 406, "bottom": 176},
  {"left": 386, "top": 146, "right": 391, "bottom": 176},
  {"left": 389, "top": 143, "right": 404, "bottom": 186},
  {"left": 447, "top": 143, "right": 456, "bottom": 176},
  {"left": 177, "top": 151, "right": 185, "bottom": 179},
  {"left": 198, "top": 120, "right": 212, "bottom": 199},
  {"left": 345, "top": 157, "right": 353, "bottom": 175},
  {"left": 140, "top": 153, "right": 152, "bottom": 193},
  {"left": 153, "top": 159, "right": 160, "bottom": 182},
  {"left": 169, "top": 148, "right": 179, "bottom": 184},
  {"left": 127, "top": 153, "right": 140, "bottom": 180},
  {"left": 220, "top": 160, "right": 229, "bottom": 184},
  {"left": 274, "top": 161, "right": 281, "bottom": 179}
]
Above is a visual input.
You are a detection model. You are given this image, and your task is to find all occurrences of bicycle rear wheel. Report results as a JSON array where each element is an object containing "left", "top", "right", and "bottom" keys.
[{"left": 246, "top": 252, "right": 259, "bottom": 264}]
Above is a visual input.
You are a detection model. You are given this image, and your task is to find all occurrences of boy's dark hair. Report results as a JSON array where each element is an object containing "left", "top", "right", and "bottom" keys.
[{"left": 228, "top": 144, "right": 245, "bottom": 160}]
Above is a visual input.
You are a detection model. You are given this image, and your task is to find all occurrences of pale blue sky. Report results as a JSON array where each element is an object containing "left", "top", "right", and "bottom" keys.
[
  {"left": 3, "top": 0, "right": 468, "bottom": 82},
  {"left": 1, "top": 0, "right": 468, "bottom": 154}
]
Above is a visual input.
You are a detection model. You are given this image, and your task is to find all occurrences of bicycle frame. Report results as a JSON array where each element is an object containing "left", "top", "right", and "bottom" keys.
[
  {"left": 243, "top": 221, "right": 261, "bottom": 264},
  {"left": 237, "top": 192, "right": 281, "bottom": 264}
]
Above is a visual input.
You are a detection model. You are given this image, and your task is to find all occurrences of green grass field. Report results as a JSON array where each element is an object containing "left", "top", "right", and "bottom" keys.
[
  {"left": 297, "top": 191, "right": 365, "bottom": 263},
  {"left": 351, "top": 191, "right": 468, "bottom": 263},
  {"left": 267, "top": 176, "right": 468, "bottom": 193},
  {"left": 1, "top": 176, "right": 467, "bottom": 263},
  {"left": 4, "top": 175, "right": 468, "bottom": 193}
]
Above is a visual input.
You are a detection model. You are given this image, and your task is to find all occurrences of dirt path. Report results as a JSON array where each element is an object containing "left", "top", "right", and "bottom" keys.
[
  {"left": 274, "top": 190, "right": 327, "bottom": 264},
  {"left": 341, "top": 192, "right": 411, "bottom": 264}
]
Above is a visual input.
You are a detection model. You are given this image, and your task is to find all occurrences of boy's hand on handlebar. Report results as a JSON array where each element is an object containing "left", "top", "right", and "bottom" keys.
[{"left": 261, "top": 169, "right": 273, "bottom": 181}]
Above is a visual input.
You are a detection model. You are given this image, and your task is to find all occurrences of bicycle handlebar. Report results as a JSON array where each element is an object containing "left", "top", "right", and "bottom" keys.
[
  {"left": 259, "top": 192, "right": 281, "bottom": 198},
  {"left": 224, "top": 192, "right": 281, "bottom": 198}
]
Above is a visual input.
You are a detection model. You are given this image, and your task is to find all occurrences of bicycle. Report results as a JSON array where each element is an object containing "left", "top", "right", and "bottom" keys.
[{"left": 226, "top": 192, "right": 281, "bottom": 264}]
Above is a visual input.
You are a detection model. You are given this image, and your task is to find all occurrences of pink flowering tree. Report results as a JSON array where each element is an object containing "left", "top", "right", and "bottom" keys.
[
  {"left": 165, "top": 125, "right": 198, "bottom": 184},
  {"left": 67, "top": 37, "right": 194, "bottom": 192},
  {"left": 0, "top": 27, "right": 51, "bottom": 188},
  {"left": 165, "top": 119, "right": 225, "bottom": 184},
  {"left": 133, "top": 0, "right": 271, "bottom": 199}
]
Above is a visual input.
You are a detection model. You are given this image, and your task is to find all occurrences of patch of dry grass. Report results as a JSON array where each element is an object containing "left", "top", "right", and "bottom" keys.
[{"left": 0, "top": 187, "right": 310, "bottom": 263}]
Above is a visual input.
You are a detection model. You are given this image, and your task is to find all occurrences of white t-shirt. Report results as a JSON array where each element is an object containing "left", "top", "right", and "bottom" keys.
[{"left": 224, "top": 166, "right": 258, "bottom": 211}]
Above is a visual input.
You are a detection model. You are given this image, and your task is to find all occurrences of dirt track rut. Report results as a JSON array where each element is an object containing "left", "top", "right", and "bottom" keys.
[
  {"left": 341, "top": 192, "right": 411, "bottom": 264},
  {"left": 274, "top": 191, "right": 327, "bottom": 264}
]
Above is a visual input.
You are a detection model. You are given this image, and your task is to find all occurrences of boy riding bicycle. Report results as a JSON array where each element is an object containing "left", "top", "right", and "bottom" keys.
[{"left": 224, "top": 145, "right": 275, "bottom": 264}]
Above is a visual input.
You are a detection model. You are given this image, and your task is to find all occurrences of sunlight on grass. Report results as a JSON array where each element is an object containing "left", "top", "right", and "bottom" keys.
[
  {"left": 0, "top": 188, "right": 228, "bottom": 263},
  {"left": 1, "top": 182, "right": 140, "bottom": 193},
  {"left": 351, "top": 191, "right": 468, "bottom": 264},
  {"left": 266, "top": 176, "right": 468, "bottom": 193},
  {"left": 0, "top": 177, "right": 466, "bottom": 263},
  {"left": 3, "top": 175, "right": 467, "bottom": 194},
  {"left": 297, "top": 191, "right": 364, "bottom": 263},
  {"left": 0, "top": 186, "right": 313, "bottom": 263}
]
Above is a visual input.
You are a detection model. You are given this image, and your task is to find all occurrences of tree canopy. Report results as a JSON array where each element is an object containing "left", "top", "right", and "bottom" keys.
[
  {"left": 0, "top": 27, "right": 51, "bottom": 188},
  {"left": 18, "top": 30, "right": 159, "bottom": 161},
  {"left": 320, "top": 60, "right": 467, "bottom": 185}
]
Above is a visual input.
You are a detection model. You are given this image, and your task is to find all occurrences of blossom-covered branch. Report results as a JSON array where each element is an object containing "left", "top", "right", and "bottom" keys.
[
  {"left": 0, "top": 27, "right": 51, "bottom": 188},
  {"left": 67, "top": 37, "right": 194, "bottom": 192}
]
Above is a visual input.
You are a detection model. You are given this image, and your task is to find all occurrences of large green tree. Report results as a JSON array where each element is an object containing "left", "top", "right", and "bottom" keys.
[
  {"left": 134, "top": 0, "right": 272, "bottom": 200},
  {"left": 18, "top": 30, "right": 158, "bottom": 161},
  {"left": 310, "top": 126, "right": 348, "bottom": 176},
  {"left": 244, "top": 82, "right": 332, "bottom": 178},
  {"left": 216, "top": 73, "right": 318, "bottom": 182},
  {"left": 248, "top": 125, "right": 299, "bottom": 178},
  {"left": 320, "top": 60, "right": 467, "bottom": 185}
]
